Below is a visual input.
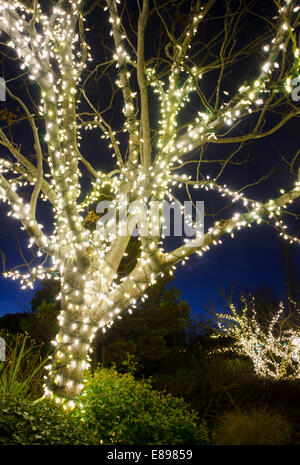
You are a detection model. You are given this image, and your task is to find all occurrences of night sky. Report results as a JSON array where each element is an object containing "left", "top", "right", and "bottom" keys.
[{"left": 0, "top": 1, "right": 299, "bottom": 319}]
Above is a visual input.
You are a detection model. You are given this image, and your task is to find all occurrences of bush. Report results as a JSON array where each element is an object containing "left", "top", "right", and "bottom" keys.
[
  {"left": 153, "top": 356, "right": 254, "bottom": 417},
  {"left": 74, "top": 367, "right": 209, "bottom": 445},
  {"left": 252, "top": 378, "right": 300, "bottom": 420},
  {"left": 0, "top": 397, "right": 98, "bottom": 445},
  {"left": 213, "top": 407, "right": 293, "bottom": 445},
  {"left": 0, "top": 330, "right": 46, "bottom": 399}
]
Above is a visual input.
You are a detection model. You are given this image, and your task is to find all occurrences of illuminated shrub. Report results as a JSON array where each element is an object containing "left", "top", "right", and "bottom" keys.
[{"left": 213, "top": 298, "right": 300, "bottom": 380}]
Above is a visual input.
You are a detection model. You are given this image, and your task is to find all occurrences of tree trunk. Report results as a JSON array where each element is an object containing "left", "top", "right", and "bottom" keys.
[
  {"left": 46, "top": 304, "right": 96, "bottom": 400},
  {"left": 45, "top": 261, "right": 101, "bottom": 401}
]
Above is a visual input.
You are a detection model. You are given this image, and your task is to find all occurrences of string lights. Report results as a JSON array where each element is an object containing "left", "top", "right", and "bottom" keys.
[
  {"left": 0, "top": 0, "right": 298, "bottom": 407},
  {"left": 212, "top": 297, "right": 300, "bottom": 380}
]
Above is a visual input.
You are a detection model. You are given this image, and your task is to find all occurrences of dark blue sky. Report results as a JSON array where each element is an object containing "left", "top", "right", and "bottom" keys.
[{"left": 174, "top": 225, "right": 300, "bottom": 318}]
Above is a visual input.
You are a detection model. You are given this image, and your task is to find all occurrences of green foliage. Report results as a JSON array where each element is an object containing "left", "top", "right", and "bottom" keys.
[
  {"left": 74, "top": 367, "right": 208, "bottom": 445},
  {"left": 0, "top": 331, "right": 46, "bottom": 399},
  {"left": 213, "top": 407, "right": 293, "bottom": 445},
  {"left": 0, "top": 397, "right": 98, "bottom": 445}
]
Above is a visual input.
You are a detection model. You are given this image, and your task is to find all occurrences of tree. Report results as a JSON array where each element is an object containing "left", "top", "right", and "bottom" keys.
[
  {"left": 94, "top": 279, "right": 190, "bottom": 376},
  {"left": 20, "top": 279, "right": 61, "bottom": 353},
  {"left": 20, "top": 300, "right": 60, "bottom": 353},
  {"left": 0, "top": 312, "right": 27, "bottom": 334},
  {"left": 0, "top": 279, "right": 60, "bottom": 338},
  {"left": 0, "top": 0, "right": 299, "bottom": 404},
  {"left": 212, "top": 296, "right": 300, "bottom": 379},
  {"left": 29, "top": 279, "right": 61, "bottom": 313}
]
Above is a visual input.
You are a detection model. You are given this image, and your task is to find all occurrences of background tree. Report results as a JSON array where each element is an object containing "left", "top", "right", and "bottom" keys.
[
  {"left": 211, "top": 296, "right": 300, "bottom": 379},
  {"left": 0, "top": 0, "right": 298, "bottom": 404},
  {"left": 20, "top": 279, "right": 60, "bottom": 353},
  {"left": 20, "top": 301, "right": 60, "bottom": 354},
  {"left": 94, "top": 278, "right": 190, "bottom": 376},
  {"left": 0, "top": 279, "right": 60, "bottom": 351},
  {"left": 0, "top": 312, "right": 27, "bottom": 334}
]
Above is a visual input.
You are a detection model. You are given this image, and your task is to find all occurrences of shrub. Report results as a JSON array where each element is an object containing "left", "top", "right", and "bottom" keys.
[
  {"left": 74, "top": 367, "right": 209, "bottom": 445},
  {"left": 0, "top": 397, "right": 98, "bottom": 445},
  {"left": 213, "top": 407, "right": 293, "bottom": 445},
  {"left": 153, "top": 356, "right": 254, "bottom": 417}
]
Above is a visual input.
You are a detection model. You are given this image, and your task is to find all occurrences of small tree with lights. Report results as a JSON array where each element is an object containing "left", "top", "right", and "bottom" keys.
[
  {"left": 0, "top": 0, "right": 299, "bottom": 404},
  {"left": 212, "top": 297, "right": 300, "bottom": 379}
]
